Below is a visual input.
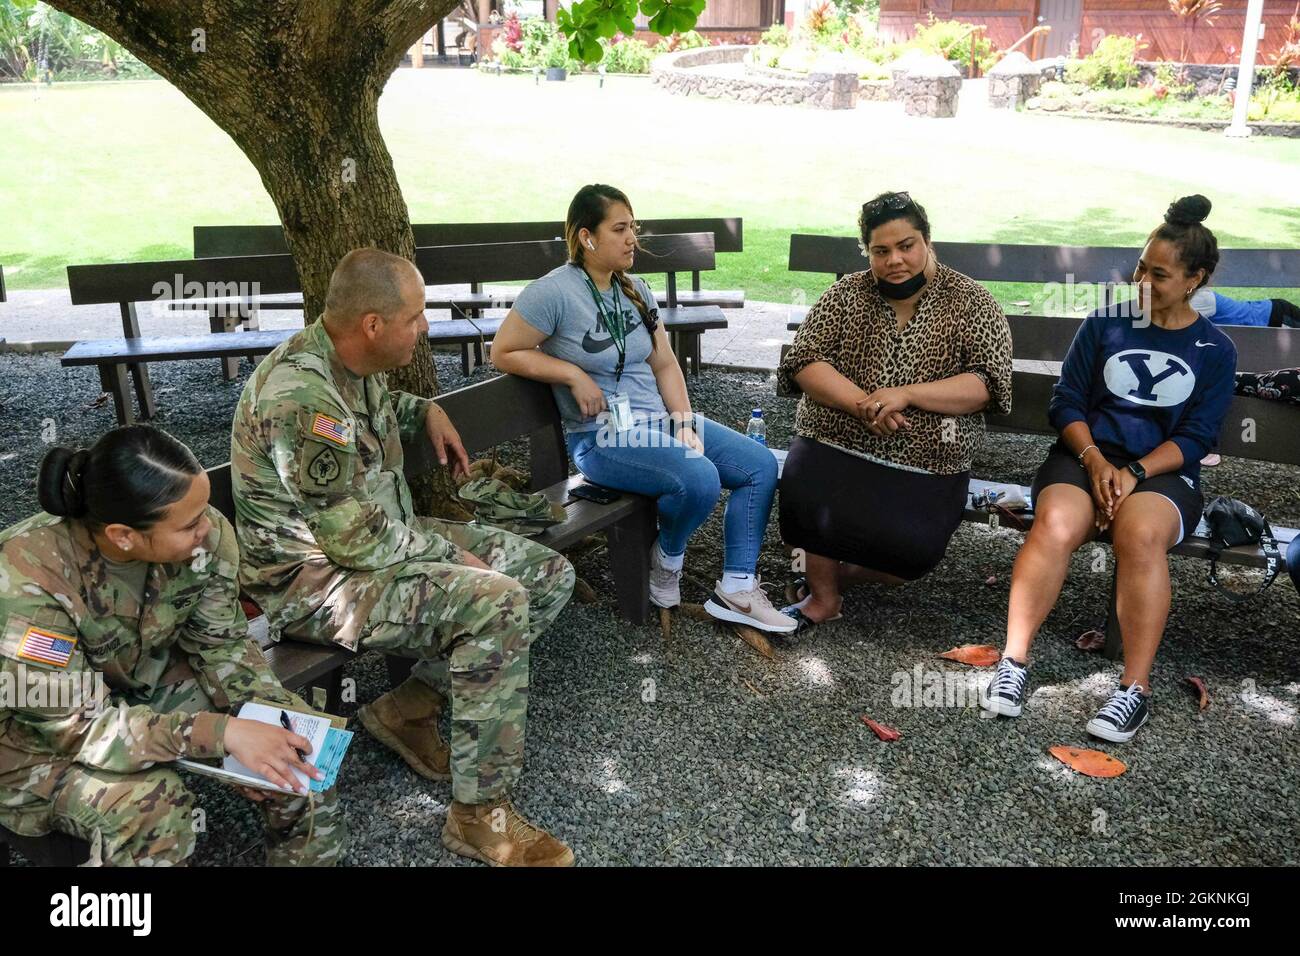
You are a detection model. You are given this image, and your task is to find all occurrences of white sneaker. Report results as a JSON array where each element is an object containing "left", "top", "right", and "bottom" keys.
[
  {"left": 649, "top": 545, "right": 681, "bottom": 609},
  {"left": 704, "top": 580, "right": 797, "bottom": 634}
]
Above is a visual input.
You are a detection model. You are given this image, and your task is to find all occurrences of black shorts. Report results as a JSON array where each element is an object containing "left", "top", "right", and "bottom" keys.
[
  {"left": 779, "top": 436, "right": 969, "bottom": 581},
  {"left": 1031, "top": 442, "right": 1203, "bottom": 544}
]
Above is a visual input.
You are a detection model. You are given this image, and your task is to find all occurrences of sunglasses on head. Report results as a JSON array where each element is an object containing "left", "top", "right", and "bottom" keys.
[{"left": 863, "top": 192, "right": 913, "bottom": 218}]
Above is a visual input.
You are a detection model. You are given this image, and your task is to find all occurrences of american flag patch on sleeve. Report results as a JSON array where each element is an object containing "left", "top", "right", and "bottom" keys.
[
  {"left": 310, "top": 413, "right": 353, "bottom": 446},
  {"left": 18, "top": 627, "right": 78, "bottom": 668}
]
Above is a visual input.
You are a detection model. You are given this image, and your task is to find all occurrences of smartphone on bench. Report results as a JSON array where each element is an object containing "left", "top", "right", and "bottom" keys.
[{"left": 568, "top": 482, "right": 621, "bottom": 505}]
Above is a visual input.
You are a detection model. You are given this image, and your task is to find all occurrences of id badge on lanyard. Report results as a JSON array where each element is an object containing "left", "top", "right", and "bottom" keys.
[
  {"left": 579, "top": 266, "right": 634, "bottom": 433},
  {"left": 606, "top": 391, "right": 633, "bottom": 433}
]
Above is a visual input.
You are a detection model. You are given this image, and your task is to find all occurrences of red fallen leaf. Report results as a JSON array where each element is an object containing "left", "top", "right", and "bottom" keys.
[
  {"left": 861, "top": 716, "right": 901, "bottom": 741},
  {"left": 939, "top": 644, "right": 1001, "bottom": 667},
  {"left": 1049, "top": 745, "right": 1127, "bottom": 778},
  {"left": 1075, "top": 629, "right": 1106, "bottom": 652},
  {"left": 1185, "top": 676, "right": 1211, "bottom": 712}
]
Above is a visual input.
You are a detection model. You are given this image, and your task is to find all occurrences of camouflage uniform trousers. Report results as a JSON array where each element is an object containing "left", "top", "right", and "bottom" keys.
[
  {"left": 46, "top": 680, "right": 345, "bottom": 867},
  {"left": 283, "top": 519, "right": 574, "bottom": 805}
]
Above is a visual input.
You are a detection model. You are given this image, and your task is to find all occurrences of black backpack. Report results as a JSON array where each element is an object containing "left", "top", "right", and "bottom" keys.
[{"left": 1203, "top": 496, "right": 1281, "bottom": 599}]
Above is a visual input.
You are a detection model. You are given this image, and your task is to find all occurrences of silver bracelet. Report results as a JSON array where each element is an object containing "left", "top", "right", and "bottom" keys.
[{"left": 1077, "top": 444, "right": 1098, "bottom": 466}]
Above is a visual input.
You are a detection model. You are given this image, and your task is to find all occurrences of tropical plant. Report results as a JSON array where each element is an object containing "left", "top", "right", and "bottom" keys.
[
  {"left": 601, "top": 35, "right": 653, "bottom": 72},
  {"left": 1065, "top": 33, "right": 1145, "bottom": 89},
  {"left": 1167, "top": 0, "right": 1222, "bottom": 65}
]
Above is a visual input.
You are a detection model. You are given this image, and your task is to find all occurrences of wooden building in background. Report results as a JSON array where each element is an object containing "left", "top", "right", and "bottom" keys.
[{"left": 878, "top": 0, "right": 1299, "bottom": 64}]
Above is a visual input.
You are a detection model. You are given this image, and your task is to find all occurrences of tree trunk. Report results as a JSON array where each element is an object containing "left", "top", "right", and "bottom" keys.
[{"left": 45, "top": 0, "right": 464, "bottom": 515}]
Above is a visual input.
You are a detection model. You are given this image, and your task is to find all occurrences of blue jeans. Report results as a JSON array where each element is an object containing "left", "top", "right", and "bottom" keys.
[
  {"left": 566, "top": 415, "right": 778, "bottom": 575},
  {"left": 1289, "top": 535, "right": 1300, "bottom": 591}
]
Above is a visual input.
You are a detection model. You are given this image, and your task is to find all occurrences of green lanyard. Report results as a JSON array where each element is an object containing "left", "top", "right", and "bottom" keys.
[{"left": 577, "top": 266, "right": 628, "bottom": 386}]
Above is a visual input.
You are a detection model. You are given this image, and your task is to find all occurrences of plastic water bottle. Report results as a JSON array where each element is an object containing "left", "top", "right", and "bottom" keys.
[{"left": 746, "top": 408, "right": 766, "bottom": 446}]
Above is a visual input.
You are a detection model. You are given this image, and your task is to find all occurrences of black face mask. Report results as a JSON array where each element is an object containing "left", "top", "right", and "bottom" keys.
[{"left": 875, "top": 269, "right": 928, "bottom": 300}]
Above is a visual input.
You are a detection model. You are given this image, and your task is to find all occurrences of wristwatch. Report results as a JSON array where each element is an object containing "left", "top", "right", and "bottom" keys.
[{"left": 1127, "top": 461, "right": 1147, "bottom": 482}]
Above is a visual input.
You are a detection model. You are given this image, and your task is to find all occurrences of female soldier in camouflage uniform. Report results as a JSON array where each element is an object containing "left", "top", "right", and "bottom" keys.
[{"left": 0, "top": 426, "right": 345, "bottom": 866}]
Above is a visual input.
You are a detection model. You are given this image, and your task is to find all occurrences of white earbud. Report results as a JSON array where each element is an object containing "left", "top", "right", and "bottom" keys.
[{"left": 586, "top": 239, "right": 595, "bottom": 251}]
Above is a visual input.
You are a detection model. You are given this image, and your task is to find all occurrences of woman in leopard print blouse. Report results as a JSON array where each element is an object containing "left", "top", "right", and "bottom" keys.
[{"left": 777, "top": 192, "right": 1013, "bottom": 626}]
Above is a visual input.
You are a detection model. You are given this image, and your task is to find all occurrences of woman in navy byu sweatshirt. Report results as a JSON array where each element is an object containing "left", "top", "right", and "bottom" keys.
[{"left": 982, "top": 196, "right": 1237, "bottom": 743}]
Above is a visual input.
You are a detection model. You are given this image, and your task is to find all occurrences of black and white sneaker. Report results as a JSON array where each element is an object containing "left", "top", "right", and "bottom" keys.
[
  {"left": 1086, "top": 684, "right": 1151, "bottom": 743},
  {"left": 980, "top": 656, "right": 1029, "bottom": 717}
]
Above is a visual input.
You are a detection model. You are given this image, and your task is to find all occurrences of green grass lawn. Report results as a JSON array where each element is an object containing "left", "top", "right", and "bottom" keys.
[{"left": 2, "top": 70, "right": 1297, "bottom": 309}]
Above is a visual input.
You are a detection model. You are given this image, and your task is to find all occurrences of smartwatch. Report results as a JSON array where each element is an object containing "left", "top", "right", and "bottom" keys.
[{"left": 1126, "top": 461, "right": 1147, "bottom": 482}]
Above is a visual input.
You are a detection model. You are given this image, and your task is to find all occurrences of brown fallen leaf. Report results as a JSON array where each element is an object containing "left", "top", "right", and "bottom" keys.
[
  {"left": 1049, "top": 745, "right": 1127, "bottom": 778},
  {"left": 733, "top": 624, "right": 774, "bottom": 660},
  {"left": 678, "top": 603, "right": 714, "bottom": 623},
  {"left": 84, "top": 393, "right": 109, "bottom": 410},
  {"left": 572, "top": 577, "right": 599, "bottom": 605},
  {"left": 938, "top": 644, "right": 1000, "bottom": 667},
  {"left": 1075, "top": 629, "right": 1106, "bottom": 652},
  {"left": 861, "top": 716, "right": 901, "bottom": 741},
  {"left": 1185, "top": 676, "right": 1211, "bottom": 712},
  {"left": 742, "top": 678, "right": 763, "bottom": 697},
  {"left": 659, "top": 607, "right": 672, "bottom": 641}
]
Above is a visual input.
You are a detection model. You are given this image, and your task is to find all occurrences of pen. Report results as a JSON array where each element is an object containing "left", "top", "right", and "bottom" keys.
[{"left": 280, "top": 709, "right": 308, "bottom": 763}]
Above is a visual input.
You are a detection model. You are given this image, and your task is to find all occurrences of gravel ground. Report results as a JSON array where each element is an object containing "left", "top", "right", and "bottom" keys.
[{"left": 2, "top": 351, "right": 1298, "bottom": 866}]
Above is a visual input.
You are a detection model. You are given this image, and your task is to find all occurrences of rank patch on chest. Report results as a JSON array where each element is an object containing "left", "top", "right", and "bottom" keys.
[
  {"left": 310, "top": 413, "right": 353, "bottom": 446},
  {"left": 308, "top": 447, "right": 343, "bottom": 486},
  {"left": 17, "top": 626, "right": 77, "bottom": 668}
]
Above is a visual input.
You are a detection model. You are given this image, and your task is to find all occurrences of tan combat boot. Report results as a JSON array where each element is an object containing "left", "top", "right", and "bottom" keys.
[
  {"left": 442, "top": 799, "right": 575, "bottom": 867},
  {"left": 357, "top": 678, "right": 450, "bottom": 780}
]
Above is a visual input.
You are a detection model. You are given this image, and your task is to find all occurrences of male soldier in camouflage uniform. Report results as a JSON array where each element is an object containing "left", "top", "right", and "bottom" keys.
[
  {"left": 231, "top": 248, "right": 576, "bottom": 867},
  {"left": 0, "top": 503, "right": 345, "bottom": 866}
]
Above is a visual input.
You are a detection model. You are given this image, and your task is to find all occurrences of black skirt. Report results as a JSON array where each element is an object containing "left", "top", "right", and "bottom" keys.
[{"left": 779, "top": 436, "right": 970, "bottom": 581}]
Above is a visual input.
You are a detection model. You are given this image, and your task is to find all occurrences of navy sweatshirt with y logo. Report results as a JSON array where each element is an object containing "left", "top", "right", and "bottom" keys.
[{"left": 1048, "top": 305, "right": 1237, "bottom": 484}]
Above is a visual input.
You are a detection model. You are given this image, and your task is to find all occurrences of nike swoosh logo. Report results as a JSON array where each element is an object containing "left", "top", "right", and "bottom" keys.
[
  {"left": 581, "top": 314, "right": 641, "bottom": 354},
  {"left": 581, "top": 331, "right": 618, "bottom": 353},
  {"left": 1194, "top": 341, "right": 1216, "bottom": 347}
]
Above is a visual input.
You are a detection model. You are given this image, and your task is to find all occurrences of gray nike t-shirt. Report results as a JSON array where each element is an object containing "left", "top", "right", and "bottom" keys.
[{"left": 512, "top": 263, "right": 667, "bottom": 432}]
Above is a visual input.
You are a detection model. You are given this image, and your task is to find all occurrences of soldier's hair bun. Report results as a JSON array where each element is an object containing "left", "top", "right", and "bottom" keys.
[
  {"left": 1165, "top": 195, "right": 1212, "bottom": 226},
  {"left": 37, "top": 446, "right": 90, "bottom": 518},
  {"left": 35, "top": 427, "right": 201, "bottom": 530}
]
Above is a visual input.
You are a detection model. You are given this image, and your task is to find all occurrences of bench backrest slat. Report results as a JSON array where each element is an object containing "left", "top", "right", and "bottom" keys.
[
  {"left": 1005, "top": 314, "right": 1300, "bottom": 371},
  {"left": 194, "top": 218, "right": 743, "bottom": 259},
  {"left": 68, "top": 234, "right": 716, "bottom": 307},
  {"left": 789, "top": 234, "right": 1300, "bottom": 289}
]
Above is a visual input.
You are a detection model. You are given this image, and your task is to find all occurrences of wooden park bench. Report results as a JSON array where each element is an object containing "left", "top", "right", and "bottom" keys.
[
  {"left": 2, "top": 370, "right": 657, "bottom": 866},
  {"left": 62, "top": 234, "right": 728, "bottom": 424},
  {"left": 784, "top": 235, "right": 1300, "bottom": 329},
  {"left": 778, "top": 315, "right": 1300, "bottom": 661},
  {"left": 193, "top": 217, "right": 746, "bottom": 311}
]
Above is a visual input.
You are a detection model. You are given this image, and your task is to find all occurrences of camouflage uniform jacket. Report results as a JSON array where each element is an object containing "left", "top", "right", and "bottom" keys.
[
  {"left": 231, "top": 317, "right": 461, "bottom": 637},
  {"left": 0, "top": 507, "right": 291, "bottom": 827}
]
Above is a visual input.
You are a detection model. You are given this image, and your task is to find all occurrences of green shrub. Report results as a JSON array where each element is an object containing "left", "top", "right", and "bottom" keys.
[
  {"left": 906, "top": 15, "right": 997, "bottom": 72},
  {"left": 602, "top": 37, "right": 653, "bottom": 74},
  {"left": 1065, "top": 34, "right": 1142, "bottom": 89},
  {"left": 760, "top": 24, "right": 790, "bottom": 48}
]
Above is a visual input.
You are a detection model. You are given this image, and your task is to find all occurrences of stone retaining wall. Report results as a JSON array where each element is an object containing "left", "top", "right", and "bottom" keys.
[
  {"left": 1024, "top": 106, "right": 1300, "bottom": 138},
  {"left": 744, "top": 60, "right": 894, "bottom": 100},
  {"left": 652, "top": 45, "right": 860, "bottom": 109}
]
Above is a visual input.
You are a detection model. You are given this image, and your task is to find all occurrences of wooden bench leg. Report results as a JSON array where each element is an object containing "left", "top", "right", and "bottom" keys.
[
  {"left": 314, "top": 665, "right": 345, "bottom": 715},
  {"left": 0, "top": 834, "right": 9, "bottom": 867},
  {"left": 210, "top": 307, "right": 239, "bottom": 381},
  {"left": 128, "top": 362, "right": 156, "bottom": 420},
  {"left": 607, "top": 505, "right": 656, "bottom": 626},
  {"left": 1104, "top": 569, "right": 1123, "bottom": 661},
  {"left": 386, "top": 654, "right": 415, "bottom": 687},
  {"left": 670, "top": 331, "right": 688, "bottom": 376},
  {"left": 100, "top": 362, "right": 134, "bottom": 425},
  {"left": 691, "top": 332, "right": 702, "bottom": 377},
  {"left": 460, "top": 343, "right": 471, "bottom": 377}
]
